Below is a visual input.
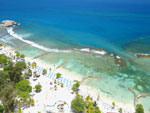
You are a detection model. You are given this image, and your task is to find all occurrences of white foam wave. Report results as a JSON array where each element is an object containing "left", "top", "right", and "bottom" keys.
[
  {"left": 79, "top": 48, "right": 107, "bottom": 55},
  {"left": 6, "top": 27, "right": 72, "bottom": 53},
  {"left": 6, "top": 27, "right": 107, "bottom": 55}
]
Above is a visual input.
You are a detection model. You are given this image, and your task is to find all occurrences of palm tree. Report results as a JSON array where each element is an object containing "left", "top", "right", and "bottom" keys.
[
  {"left": 85, "top": 102, "right": 95, "bottom": 113},
  {"left": 85, "top": 95, "right": 93, "bottom": 103},
  {"left": 28, "top": 62, "right": 31, "bottom": 67},
  {"left": 29, "top": 98, "right": 34, "bottom": 106}
]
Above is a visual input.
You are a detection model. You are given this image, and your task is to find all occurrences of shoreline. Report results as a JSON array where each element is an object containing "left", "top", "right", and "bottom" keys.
[{"left": 2, "top": 43, "right": 135, "bottom": 113}]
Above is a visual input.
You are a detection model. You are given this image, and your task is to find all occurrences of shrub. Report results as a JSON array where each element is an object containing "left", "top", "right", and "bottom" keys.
[
  {"left": 56, "top": 73, "right": 62, "bottom": 79},
  {"left": 61, "top": 83, "right": 64, "bottom": 87},
  {"left": 20, "top": 54, "right": 25, "bottom": 59},
  {"left": 71, "top": 95, "right": 85, "bottom": 113},
  {"left": 112, "top": 102, "right": 115, "bottom": 107},
  {"left": 119, "top": 108, "right": 122, "bottom": 113},
  {"left": 54, "top": 79, "right": 57, "bottom": 84},
  {"left": 72, "top": 80, "right": 80, "bottom": 91},
  {"left": 16, "top": 80, "right": 32, "bottom": 93},
  {"left": 136, "top": 104, "right": 144, "bottom": 113},
  {"left": 0, "top": 105, "right": 4, "bottom": 113},
  {"left": 42, "top": 69, "right": 47, "bottom": 75},
  {"left": 15, "top": 51, "right": 20, "bottom": 57},
  {"left": 35, "top": 83, "right": 42, "bottom": 92}
]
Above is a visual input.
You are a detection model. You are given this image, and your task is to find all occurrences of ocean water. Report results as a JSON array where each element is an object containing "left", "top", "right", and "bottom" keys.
[{"left": 0, "top": 0, "right": 150, "bottom": 112}]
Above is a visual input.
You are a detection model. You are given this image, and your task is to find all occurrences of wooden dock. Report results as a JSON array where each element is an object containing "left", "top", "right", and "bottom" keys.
[
  {"left": 56, "top": 61, "right": 68, "bottom": 69},
  {"left": 33, "top": 52, "right": 50, "bottom": 59},
  {"left": 16, "top": 44, "right": 29, "bottom": 50},
  {"left": 80, "top": 75, "right": 103, "bottom": 85}
]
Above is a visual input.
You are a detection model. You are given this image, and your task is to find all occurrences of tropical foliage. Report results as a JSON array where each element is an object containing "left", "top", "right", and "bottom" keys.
[
  {"left": 0, "top": 54, "right": 31, "bottom": 112},
  {"left": 136, "top": 104, "right": 144, "bottom": 113},
  {"left": 72, "top": 80, "right": 80, "bottom": 91},
  {"left": 42, "top": 69, "right": 47, "bottom": 75},
  {"left": 71, "top": 94, "right": 101, "bottom": 113},
  {"left": 56, "top": 73, "right": 62, "bottom": 79},
  {"left": 71, "top": 95, "right": 86, "bottom": 113},
  {"left": 0, "top": 105, "right": 4, "bottom": 113},
  {"left": 35, "top": 83, "right": 42, "bottom": 92}
]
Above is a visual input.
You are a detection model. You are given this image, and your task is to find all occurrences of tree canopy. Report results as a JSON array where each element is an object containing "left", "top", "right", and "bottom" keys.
[
  {"left": 71, "top": 94, "right": 101, "bottom": 113},
  {"left": 136, "top": 104, "right": 144, "bottom": 113},
  {"left": 71, "top": 95, "right": 86, "bottom": 113},
  {"left": 0, "top": 54, "right": 10, "bottom": 64},
  {"left": 35, "top": 83, "right": 42, "bottom": 92},
  {"left": 0, "top": 105, "right": 4, "bottom": 113},
  {"left": 56, "top": 73, "right": 62, "bottom": 79},
  {"left": 72, "top": 80, "right": 80, "bottom": 91}
]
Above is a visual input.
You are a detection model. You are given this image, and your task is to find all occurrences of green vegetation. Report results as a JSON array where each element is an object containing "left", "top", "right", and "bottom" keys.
[
  {"left": 56, "top": 73, "right": 62, "bottom": 79},
  {"left": 3, "top": 61, "right": 26, "bottom": 83},
  {"left": 20, "top": 54, "right": 25, "bottom": 59},
  {"left": 136, "top": 104, "right": 144, "bottom": 113},
  {"left": 0, "top": 54, "right": 10, "bottom": 65},
  {"left": 0, "top": 55, "right": 31, "bottom": 112},
  {"left": 16, "top": 80, "right": 32, "bottom": 101},
  {"left": 0, "top": 83, "right": 17, "bottom": 112},
  {"left": 71, "top": 95, "right": 85, "bottom": 113},
  {"left": 15, "top": 51, "right": 20, "bottom": 57},
  {"left": 32, "top": 62, "right": 37, "bottom": 69},
  {"left": 29, "top": 98, "right": 34, "bottom": 106},
  {"left": 72, "top": 80, "right": 80, "bottom": 91},
  {"left": 112, "top": 102, "right": 115, "bottom": 107},
  {"left": 54, "top": 79, "right": 57, "bottom": 84},
  {"left": 119, "top": 108, "right": 123, "bottom": 113},
  {"left": 35, "top": 83, "right": 42, "bottom": 92},
  {"left": 28, "top": 62, "right": 31, "bottom": 66},
  {"left": 61, "top": 83, "right": 64, "bottom": 87},
  {"left": 71, "top": 94, "right": 101, "bottom": 113},
  {"left": 28, "top": 69, "right": 32, "bottom": 76},
  {"left": 42, "top": 69, "right": 47, "bottom": 75},
  {"left": 15, "top": 51, "right": 25, "bottom": 59},
  {"left": 0, "top": 105, "right": 4, "bottom": 113}
]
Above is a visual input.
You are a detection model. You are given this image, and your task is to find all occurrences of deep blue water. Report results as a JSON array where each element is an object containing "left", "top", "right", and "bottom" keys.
[{"left": 0, "top": 0, "right": 150, "bottom": 53}]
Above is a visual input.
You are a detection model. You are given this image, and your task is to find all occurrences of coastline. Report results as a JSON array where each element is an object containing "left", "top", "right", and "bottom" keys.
[{"left": 2, "top": 43, "right": 135, "bottom": 113}]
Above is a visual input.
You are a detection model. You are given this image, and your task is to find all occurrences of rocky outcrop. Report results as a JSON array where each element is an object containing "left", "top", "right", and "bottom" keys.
[
  {"left": 135, "top": 53, "right": 150, "bottom": 58},
  {"left": 0, "top": 20, "right": 19, "bottom": 28}
]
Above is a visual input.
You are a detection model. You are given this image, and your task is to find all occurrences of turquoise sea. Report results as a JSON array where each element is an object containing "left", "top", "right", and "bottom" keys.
[{"left": 0, "top": 0, "right": 150, "bottom": 112}]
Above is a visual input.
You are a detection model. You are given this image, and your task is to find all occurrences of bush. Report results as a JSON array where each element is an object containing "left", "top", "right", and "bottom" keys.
[
  {"left": 56, "top": 73, "right": 62, "bottom": 79},
  {"left": 28, "top": 62, "right": 31, "bottom": 66},
  {"left": 32, "top": 62, "right": 36, "bottom": 69},
  {"left": 54, "top": 79, "right": 57, "bottom": 84},
  {"left": 0, "top": 105, "right": 4, "bottom": 113},
  {"left": 15, "top": 51, "right": 20, "bottom": 57},
  {"left": 136, "top": 104, "right": 144, "bottom": 113},
  {"left": 71, "top": 95, "right": 85, "bottom": 113},
  {"left": 112, "top": 102, "right": 115, "bottom": 107},
  {"left": 42, "top": 69, "right": 47, "bottom": 75},
  {"left": 35, "top": 83, "right": 42, "bottom": 92},
  {"left": 72, "top": 80, "right": 80, "bottom": 91},
  {"left": 61, "top": 83, "right": 64, "bottom": 87},
  {"left": 16, "top": 80, "right": 32, "bottom": 93},
  {"left": 20, "top": 54, "right": 25, "bottom": 59},
  {"left": 119, "top": 108, "right": 122, "bottom": 113}
]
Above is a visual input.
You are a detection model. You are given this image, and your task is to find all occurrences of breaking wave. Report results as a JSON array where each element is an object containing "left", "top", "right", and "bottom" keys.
[{"left": 6, "top": 26, "right": 107, "bottom": 55}]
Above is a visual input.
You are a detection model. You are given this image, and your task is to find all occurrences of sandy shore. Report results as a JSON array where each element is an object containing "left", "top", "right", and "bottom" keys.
[{"left": 1, "top": 44, "right": 135, "bottom": 113}]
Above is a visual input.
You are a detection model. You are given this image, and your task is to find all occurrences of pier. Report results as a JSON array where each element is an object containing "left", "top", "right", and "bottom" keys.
[
  {"left": 16, "top": 44, "right": 30, "bottom": 50},
  {"left": 56, "top": 61, "right": 68, "bottom": 69},
  {"left": 33, "top": 52, "right": 50, "bottom": 59},
  {"left": 80, "top": 75, "right": 103, "bottom": 85}
]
